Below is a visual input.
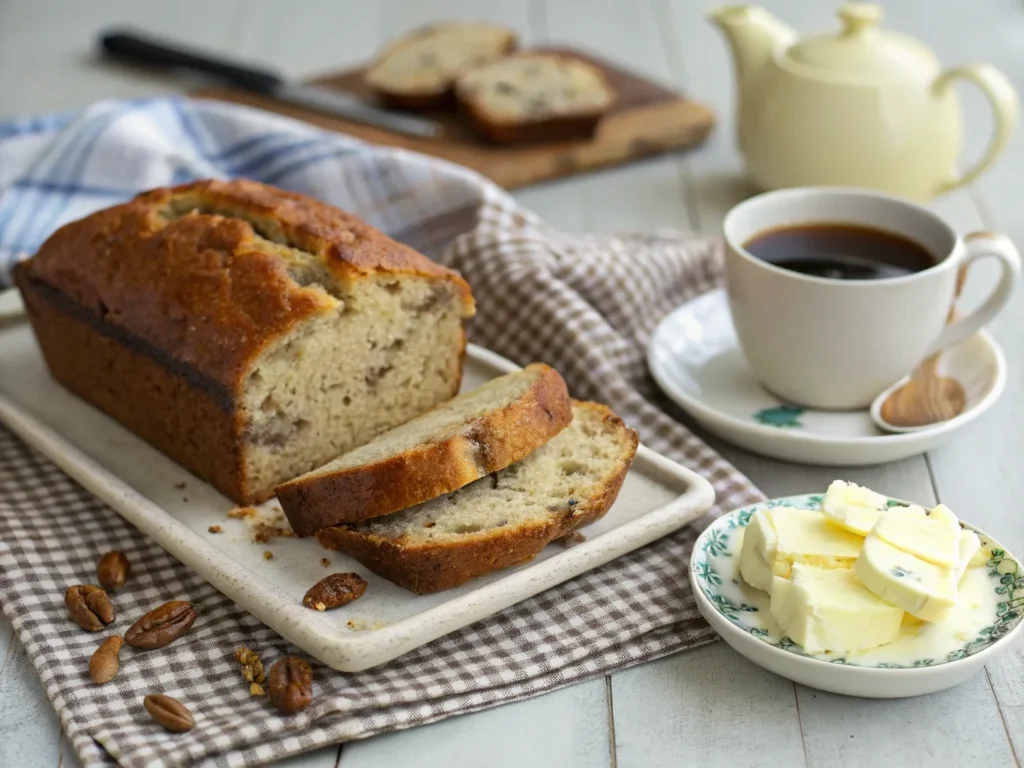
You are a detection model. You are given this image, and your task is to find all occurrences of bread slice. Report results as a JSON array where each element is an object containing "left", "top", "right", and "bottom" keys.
[
  {"left": 455, "top": 53, "right": 616, "bottom": 144},
  {"left": 316, "top": 401, "right": 639, "bottom": 593},
  {"left": 276, "top": 363, "right": 572, "bottom": 535},
  {"left": 365, "top": 22, "right": 518, "bottom": 110}
]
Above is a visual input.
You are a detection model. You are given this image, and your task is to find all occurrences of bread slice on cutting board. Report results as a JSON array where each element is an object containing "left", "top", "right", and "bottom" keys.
[
  {"left": 277, "top": 363, "right": 572, "bottom": 536},
  {"left": 365, "top": 21, "right": 518, "bottom": 110},
  {"left": 455, "top": 52, "right": 616, "bottom": 144},
  {"left": 315, "top": 401, "right": 639, "bottom": 593}
]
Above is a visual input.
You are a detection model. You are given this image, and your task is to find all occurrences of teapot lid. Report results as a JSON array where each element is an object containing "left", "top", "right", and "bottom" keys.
[{"left": 784, "top": 3, "right": 940, "bottom": 81}]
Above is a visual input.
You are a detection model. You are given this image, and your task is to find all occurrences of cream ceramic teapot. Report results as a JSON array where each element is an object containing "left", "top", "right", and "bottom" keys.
[{"left": 709, "top": 3, "right": 1018, "bottom": 200}]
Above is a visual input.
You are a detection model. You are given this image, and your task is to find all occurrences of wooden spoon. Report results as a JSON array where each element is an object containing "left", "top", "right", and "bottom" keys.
[{"left": 872, "top": 264, "right": 969, "bottom": 432}]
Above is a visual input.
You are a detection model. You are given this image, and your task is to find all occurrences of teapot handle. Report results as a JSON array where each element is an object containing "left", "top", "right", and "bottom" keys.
[{"left": 933, "top": 64, "right": 1019, "bottom": 195}]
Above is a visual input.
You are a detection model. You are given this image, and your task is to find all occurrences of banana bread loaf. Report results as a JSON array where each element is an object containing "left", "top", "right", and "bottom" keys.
[{"left": 14, "top": 179, "right": 475, "bottom": 504}]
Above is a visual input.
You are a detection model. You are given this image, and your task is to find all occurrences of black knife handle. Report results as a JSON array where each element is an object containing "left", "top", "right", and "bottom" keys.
[{"left": 99, "top": 29, "right": 283, "bottom": 93}]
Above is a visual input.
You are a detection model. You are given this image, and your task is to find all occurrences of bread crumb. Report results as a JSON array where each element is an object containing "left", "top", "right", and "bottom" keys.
[
  {"left": 559, "top": 531, "right": 586, "bottom": 548},
  {"left": 228, "top": 506, "right": 257, "bottom": 519},
  {"left": 250, "top": 682, "right": 265, "bottom": 696},
  {"left": 315, "top": 602, "right": 326, "bottom": 612},
  {"left": 174, "top": 481, "right": 187, "bottom": 489},
  {"left": 320, "top": 558, "right": 331, "bottom": 568},
  {"left": 208, "top": 525, "right": 222, "bottom": 534},
  {"left": 182, "top": 497, "right": 189, "bottom": 503},
  {"left": 263, "top": 551, "right": 273, "bottom": 560},
  {"left": 346, "top": 618, "right": 387, "bottom": 631}
]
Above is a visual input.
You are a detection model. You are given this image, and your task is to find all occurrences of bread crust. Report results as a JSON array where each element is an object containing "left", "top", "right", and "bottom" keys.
[
  {"left": 316, "top": 402, "right": 639, "bottom": 593},
  {"left": 15, "top": 275, "right": 253, "bottom": 501},
  {"left": 14, "top": 179, "right": 475, "bottom": 504},
  {"left": 459, "top": 103, "right": 606, "bottom": 145},
  {"left": 276, "top": 363, "right": 573, "bottom": 535}
]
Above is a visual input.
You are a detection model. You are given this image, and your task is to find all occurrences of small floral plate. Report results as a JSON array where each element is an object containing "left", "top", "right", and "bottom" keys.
[{"left": 691, "top": 493, "right": 1024, "bottom": 698}]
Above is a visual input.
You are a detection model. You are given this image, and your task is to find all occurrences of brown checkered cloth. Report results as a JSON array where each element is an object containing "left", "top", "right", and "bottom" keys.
[{"left": 0, "top": 105, "right": 763, "bottom": 768}]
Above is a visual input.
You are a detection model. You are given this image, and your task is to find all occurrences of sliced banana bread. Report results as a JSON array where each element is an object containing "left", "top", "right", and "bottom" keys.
[
  {"left": 14, "top": 179, "right": 475, "bottom": 504},
  {"left": 365, "top": 22, "right": 518, "bottom": 110},
  {"left": 277, "top": 363, "right": 572, "bottom": 535},
  {"left": 455, "top": 53, "right": 616, "bottom": 144},
  {"left": 316, "top": 401, "right": 639, "bottom": 593}
]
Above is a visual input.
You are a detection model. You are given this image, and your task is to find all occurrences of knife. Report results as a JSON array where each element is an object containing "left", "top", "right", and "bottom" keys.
[{"left": 98, "top": 29, "right": 442, "bottom": 139}]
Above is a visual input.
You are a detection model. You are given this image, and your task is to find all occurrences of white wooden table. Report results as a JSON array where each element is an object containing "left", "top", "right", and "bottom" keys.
[{"left": 2, "top": 1, "right": 1023, "bottom": 765}]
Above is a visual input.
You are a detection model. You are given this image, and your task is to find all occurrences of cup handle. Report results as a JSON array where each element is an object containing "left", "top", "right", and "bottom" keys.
[
  {"left": 933, "top": 64, "right": 1019, "bottom": 195},
  {"left": 924, "top": 232, "right": 1021, "bottom": 357}
]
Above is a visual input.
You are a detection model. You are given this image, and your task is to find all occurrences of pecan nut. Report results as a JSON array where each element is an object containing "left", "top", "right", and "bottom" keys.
[
  {"left": 143, "top": 694, "right": 194, "bottom": 732},
  {"left": 302, "top": 573, "right": 367, "bottom": 611},
  {"left": 96, "top": 551, "right": 131, "bottom": 591},
  {"left": 268, "top": 656, "right": 313, "bottom": 714},
  {"left": 125, "top": 601, "right": 196, "bottom": 649},
  {"left": 89, "top": 635, "right": 124, "bottom": 684},
  {"left": 65, "top": 585, "right": 115, "bottom": 631}
]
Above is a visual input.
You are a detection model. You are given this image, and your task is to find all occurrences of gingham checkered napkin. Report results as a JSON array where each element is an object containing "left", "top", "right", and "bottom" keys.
[{"left": 0, "top": 99, "right": 763, "bottom": 767}]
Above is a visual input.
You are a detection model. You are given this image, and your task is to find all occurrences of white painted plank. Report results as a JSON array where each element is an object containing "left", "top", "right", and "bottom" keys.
[
  {"left": 612, "top": 643, "right": 805, "bottom": 767},
  {"left": 231, "top": 0, "right": 381, "bottom": 80},
  {"left": 539, "top": 0, "right": 693, "bottom": 233},
  {"left": 0, "top": 634, "right": 62, "bottom": 768},
  {"left": 0, "top": 0, "right": 245, "bottom": 119},
  {"left": 342, "top": 679, "right": 611, "bottom": 768},
  {"left": 340, "top": 4, "right": 609, "bottom": 768},
  {"left": 796, "top": 672, "right": 1017, "bottom": 768},
  {"left": 893, "top": 1, "right": 1024, "bottom": 760}
]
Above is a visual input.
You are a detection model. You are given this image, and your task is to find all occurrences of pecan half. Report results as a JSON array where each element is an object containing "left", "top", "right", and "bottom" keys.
[
  {"left": 143, "top": 694, "right": 194, "bottom": 732},
  {"left": 302, "top": 573, "right": 367, "bottom": 611},
  {"left": 125, "top": 601, "right": 196, "bottom": 650},
  {"left": 65, "top": 585, "right": 115, "bottom": 631},
  {"left": 268, "top": 656, "right": 313, "bottom": 714},
  {"left": 96, "top": 551, "right": 131, "bottom": 591},
  {"left": 89, "top": 635, "right": 124, "bottom": 684}
]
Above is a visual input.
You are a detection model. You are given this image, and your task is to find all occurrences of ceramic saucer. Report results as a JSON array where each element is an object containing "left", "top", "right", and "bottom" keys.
[
  {"left": 690, "top": 493, "right": 1024, "bottom": 698},
  {"left": 647, "top": 289, "right": 1006, "bottom": 466}
]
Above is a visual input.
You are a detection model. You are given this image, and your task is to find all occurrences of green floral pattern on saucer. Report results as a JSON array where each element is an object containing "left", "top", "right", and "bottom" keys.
[
  {"left": 752, "top": 405, "right": 805, "bottom": 428},
  {"left": 692, "top": 494, "right": 1024, "bottom": 668}
]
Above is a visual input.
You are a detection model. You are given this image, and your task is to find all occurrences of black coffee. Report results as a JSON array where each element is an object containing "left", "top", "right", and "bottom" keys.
[{"left": 743, "top": 223, "right": 937, "bottom": 280}]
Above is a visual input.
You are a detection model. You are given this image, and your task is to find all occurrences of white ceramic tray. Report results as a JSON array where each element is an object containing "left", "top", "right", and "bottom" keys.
[{"left": 0, "top": 305, "right": 715, "bottom": 672}]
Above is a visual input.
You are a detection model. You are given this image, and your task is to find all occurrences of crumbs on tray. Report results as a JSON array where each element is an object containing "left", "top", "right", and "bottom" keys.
[{"left": 226, "top": 505, "right": 296, "bottom": 543}]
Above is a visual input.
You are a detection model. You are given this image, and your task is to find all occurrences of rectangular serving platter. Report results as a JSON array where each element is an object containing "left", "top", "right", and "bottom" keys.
[{"left": 0, "top": 296, "right": 714, "bottom": 671}]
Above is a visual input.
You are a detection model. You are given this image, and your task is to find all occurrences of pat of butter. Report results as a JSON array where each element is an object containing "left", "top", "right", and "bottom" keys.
[
  {"left": 744, "top": 506, "right": 862, "bottom": 587},
  {"left": 855, "top": 517, "right": 981, "bottom": 623},
  {"left": 738, "top": 523, "right": 775, "bottom": 593},
  {"left": 769, "top": 564, "right": 904, "bottom": 653},
  {"left": 821, "top": 480, "right": 892, "bottom": 536},
  {"left": 873, "top": 505, "right": 962, "bottom": 567}
]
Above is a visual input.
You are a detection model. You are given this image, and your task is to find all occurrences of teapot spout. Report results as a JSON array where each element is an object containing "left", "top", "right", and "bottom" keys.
[{"left": 709, "top": 6, "right": 796, "bottom": 92}]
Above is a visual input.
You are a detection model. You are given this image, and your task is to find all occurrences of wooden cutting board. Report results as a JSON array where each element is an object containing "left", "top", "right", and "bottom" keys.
[{"left": 193, "top": 48, "right": 715, "bottom": 190}]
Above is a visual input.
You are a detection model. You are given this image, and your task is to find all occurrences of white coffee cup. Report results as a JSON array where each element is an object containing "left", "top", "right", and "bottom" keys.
[{"left": 723, "top": 187, "right": 1021, "bottom": 410}]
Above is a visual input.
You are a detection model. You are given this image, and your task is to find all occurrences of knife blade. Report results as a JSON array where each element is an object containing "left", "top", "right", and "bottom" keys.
[{"left": 99, "top": 29, "right": 442, "bottom": 139}]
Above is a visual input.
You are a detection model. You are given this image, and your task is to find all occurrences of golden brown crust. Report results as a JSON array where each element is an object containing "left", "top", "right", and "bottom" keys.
[
  {"left": 14, "top": 273, "right": 261, "bottom": 503},
  {"left": 17, "top": 179, "right": 474, "bottom": 393},
  {"left": 460, "top": 107, "right": 606, "bottom": 145},
  {"left": 276, "top": 364, "right": 573, "bottom": 536},
  {"left": 316, "top": 402, "right": 639, "bottom": 593}
]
